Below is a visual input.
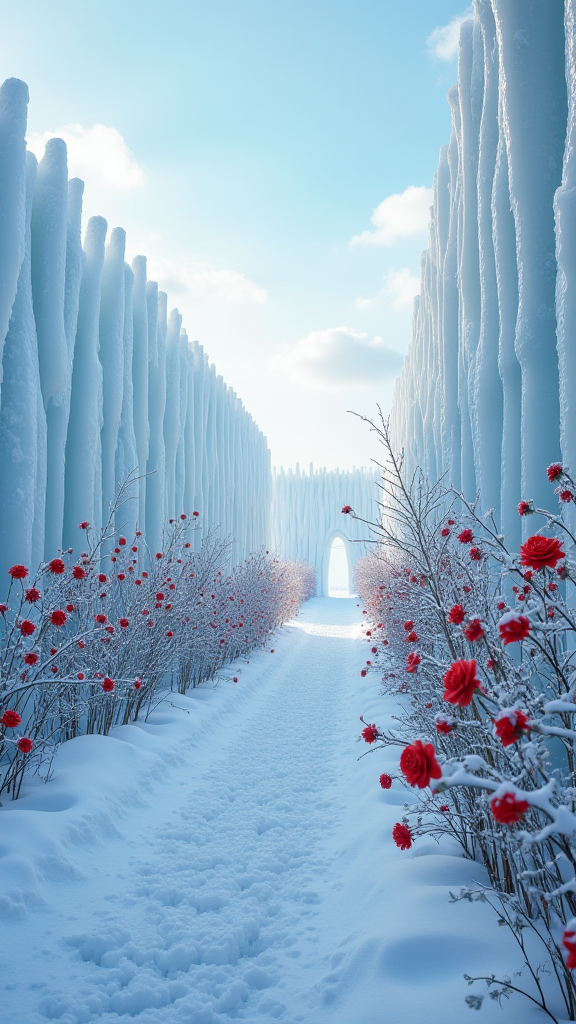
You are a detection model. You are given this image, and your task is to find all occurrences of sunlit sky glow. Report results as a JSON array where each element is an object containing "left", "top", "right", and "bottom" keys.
[{"left": 1, "top": 1, "right": 469, "bottom": 470}]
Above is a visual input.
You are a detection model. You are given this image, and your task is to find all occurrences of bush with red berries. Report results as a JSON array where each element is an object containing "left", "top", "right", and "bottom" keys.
[
  {"left": 0, "top": 495, "right": 315, "bottom": 800},
  {"left": 352, "top": 414, "right": 576, "bottom": 1019}
]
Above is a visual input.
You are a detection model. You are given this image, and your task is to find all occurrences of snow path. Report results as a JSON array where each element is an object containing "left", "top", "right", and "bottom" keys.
[{"left": 1, "top": 599, "right": 544, "bottom": 1023}]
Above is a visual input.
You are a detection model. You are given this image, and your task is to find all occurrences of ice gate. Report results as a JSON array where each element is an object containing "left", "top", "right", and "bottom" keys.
[{"left": 271, "top": 467, "right": 379, "bottom": 596}]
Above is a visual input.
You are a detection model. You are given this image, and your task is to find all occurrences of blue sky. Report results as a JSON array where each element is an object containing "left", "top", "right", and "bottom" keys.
[{"left": 0, "top": 0, "right": 471, "bottom": 469}]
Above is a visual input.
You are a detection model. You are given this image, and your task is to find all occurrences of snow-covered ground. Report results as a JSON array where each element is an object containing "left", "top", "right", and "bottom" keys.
[{"left": 0, "top": 598, "right": 548, "bottom": 1023}]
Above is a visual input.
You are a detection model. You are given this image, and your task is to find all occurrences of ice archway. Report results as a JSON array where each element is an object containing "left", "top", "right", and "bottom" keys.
[
  {"left": 325, "top": 531, "right": 351, "bottom": 596},
  {"left": 271, "top": 466, "right": 378, "bottom": 596}
]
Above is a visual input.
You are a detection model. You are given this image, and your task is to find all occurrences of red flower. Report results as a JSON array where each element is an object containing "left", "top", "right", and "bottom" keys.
[
  {"left": 50, "top": 610, "right": 67, "bottom": 627},
  {"left": 341, "top": 505, "right": 352, "bottom": 514},
  {"left": 458, "top": 529, "right": 473, "bottom": 544},
  {"left": 498, "top": 612, "right": 531, "bottom": 645},
  {"left": 360, "top": 669, "right": 367, "bottom": 677},
  {"left": 98, "top": 573, "right": 107, "bottom": 583},
  {"left": 392, "top": 823, "right": 412, "bottom": 850},
  {"left": 406, "top": 652, "right": 420, "bottom": 673},
  {"left": 464, "top": 618, "right": 484, "bottom": 642},
  {"left": 119, "top": 537, "right": 127, "bottom": 546},
  {"left": 517, "top": 501, "right": 532, "bottom": 516},
  {"left": 8, "top": 564, "right": 28, "bottom": 579},
  {"left": 403, "top": 620, "right": 414, "bottom": 631},
  {"left": 562, "top": 924, "right": 576, "bottom": 970},
  {"left": 19, "top": 619, "right": 35, "bottom": 636},
  {"left": 233, "top": 676, "right": 238, "bottom": 683},
  {"left": 117, "top": 573, "right": 125, "bottom": 581},
  {"left": 48, "top": 558, "right": 65, "bottom": 574},
  {"left": 405, "top": 631, "right": 418, "bottom": 643},
  {"left": 1, "top": 709, "right": 22, "bottom": 728},
  {"left": 155, "top": 552, "right": 163, "bottom": 560},
  {"left": 400, "top": 740, "right": 442, "bottom": 789},
  {"left": 95, "top": 613, "right": 107, "bottom": 624},
  {"left": 441, "top": 528, "right": 450, "bottom": 537},
  {"left": 443, "top": 658, "right": 481, "bottom": 707},
  {"left": 166, "top": 631, "right": 173, "bottom": 637},
  {"left": 490, "top": 791, "right": 529, "bottom": 825},
  {"left": 24, "top": 652, "right": 39, "bottom": 665},
  {"left": 560, "top": 490, "right": 574, "bottom": 503},
  {"left": 520, "top": 535, "right": 565, "bottom": 571},
  {"left": 180, "top": 513, "right": 187, "bottom": 520},
  {"left": 25, "top": 587, "right": 41, "bottom": 603},
  {"left": 547, "top": 463, "right": 563, "bottom": 482},
  {"left": 371, "top": 646, "right": 377, "bottom": 653},
  {"left": 494, "top": 710, "right": 531, "bottom": 747},
  {"left": 73, "top": 566, "right": 86, "bottom": 579},
  {"left": 134, "top": 679, "right": 142, "bottom": 689},
  {"left": 435, "top": 713, "right": 455, "bottom": 735},
  {"left": 79, "top": 521, "right": 89, "bottom": 529},
  {"left": 361, "top": 723, "right": 379, "bottom": 743},
  {"left": 66, "top": 604, "right": 74, "bottom": 612},
  {"left": 119, "top": 618, "right": 129, "bottom": 629},
  {"left": 379, "top": 773, "right": 392, "bottom": 789},
  {"left": 448, "top": 604, "right": 465, "bottom": 625},
  {"left": 0, "top": 604, "right": 6, "bottom": 614},
  {"left": 193, "top": 511, "right": 199, "bottom": 517},
  {"left": 469, "top": 547, "right": 482, "bottom": 561},
  {"left": 17, "top": 737, "right": 33, "bottom": 754},
  {"left": 102, "top": 677, "right": 114, "bottom": 692},
  {"left": 77, "top": 672, "right": 85, "bottom": 680}
]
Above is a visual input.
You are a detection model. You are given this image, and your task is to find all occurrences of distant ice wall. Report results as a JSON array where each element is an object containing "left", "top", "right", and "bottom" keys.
[
  {"left": 390, "top": 0, "right": 570, "bottom": 537},
  {"left": 271, "top": 467, "right": 378, "bottom": 596},
  {"left": 0, "top": 79, "right": 271, "bottom": 574}
]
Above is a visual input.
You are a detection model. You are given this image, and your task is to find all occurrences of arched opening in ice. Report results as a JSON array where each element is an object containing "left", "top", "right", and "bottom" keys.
[{"left": 327, "top": 536, "right": 350, "bottom": 597}]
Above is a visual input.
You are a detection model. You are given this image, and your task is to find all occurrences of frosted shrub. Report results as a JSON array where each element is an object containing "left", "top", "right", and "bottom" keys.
[
  {"left": 352, "top": 416, "right": 576, "bottom": 1021},
  {"left": 0, "top": 499, "right": 315, "bottom": 801}
]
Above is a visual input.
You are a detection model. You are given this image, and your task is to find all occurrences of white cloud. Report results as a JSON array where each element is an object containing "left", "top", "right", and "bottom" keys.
[
  {"left": 27, "top": 123, "right": 145, "bottom": 189},
  {"left": 350, "top": 185, "right": 433, "bottom": 247},
  {"left": 146, "top": 259, "right": 267, "bottom": 306},
  {"left": 356, "top": 267, "right": 421, "bottom": 311},
  {"left": 426, "top": 6, "right": 474, "bottom": 62},
  {"left": 274, "top": 326, "right": 404, "bottom": 391}
]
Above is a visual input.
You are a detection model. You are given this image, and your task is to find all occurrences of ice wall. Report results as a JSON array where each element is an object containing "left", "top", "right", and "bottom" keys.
[
  {"left": 390, "top": 0, "right": 571, "bottom": 538},
  {"left": 0, "top": 78, "right": 271, "bottom": 574},
  {"left": 271, "top": 467, "right": 378, "bottom": 596}
]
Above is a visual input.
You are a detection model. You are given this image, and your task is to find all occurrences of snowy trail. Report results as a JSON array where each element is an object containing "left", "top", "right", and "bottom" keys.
[{"left": 2, "top": 599, "right": 540, "bottom": 1023}]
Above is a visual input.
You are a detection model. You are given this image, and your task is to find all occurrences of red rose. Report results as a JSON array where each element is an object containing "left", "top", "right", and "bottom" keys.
[
  {"left": 95, "top": 613, "right": 107, "bottom": 624},
  {"left": 79, "top": 521, "right": 89, "bottom": 529},
  {"left": 24, "top": 652, "right": 39, "bottom": 665},
  {"left": 73, "top": 566, "right": 86, "bottom": 579},
  {"left": 464, "top": 618, "right": 484, "bottom": 642},
  {"left": 560, "top": 490, "right": 574, "bottom": 503},
  {"left": 458, "top": 529, "right": 473, "bottom": 544},
  {"left": 441, "top": 528, "right": 450, "bottom": 537},
  {"left": 494, "top": 710, "right": 531, "bottom": 747},
  {"left": 520, "top": 535, "right": 565, "bottom": 570},
  {"left": 8, "top": 564, "right": 28, "bottom": 579},
  {"left": 517, "top": 501, "right": 532, "bottom": 516},
  {"left": 102, "top": 677, "right": 114, "bottom": 692},
  {"left": 406, "top": 652, "right": 420, "bottom": 673},
  {"left": 379, "top": 774, "right": 392, "bottom": 789},
  {"left": 50, "top": 610, "right": 67, "bottom": 627},
  {"left": 469, "top": 546, "right": 482, "bottom": 561},
  {"left": 435, "top": 713, "right": 455, "bottom": 735},
  {"left": 442, "top": 658, "right": 481, "bottom": 707},
  {"left": 448, "top": 604, "right": 465, "bottom": 625},
  {"left": 193, "top": 511, "right": 199, "bottom": 517},
  {"left": 498, "top": 612, "right": 531, "bottom": 645},
  {"left": 400, "top": 740, "right": 442, "bottom": 789},
  {"left": 19, "top": 619, "right": 35, "bottom": 636},
  {"left": 1, "top": 709, "right": 22, "bottom": 728},
  {"left": 25, "top": 587, "right": 41, "bottom": 603},
  {"left": 98, "top": 573, "right": 107, "bottom": 583},
  {"left": 119, "top": 537, "right": 127, "bottom": 545},
  {"left": 392, "top": 823, "right": 412, "bottom": 850},
  {"left": 405, "top": 631, "right": 418, "bottom": 643},
  {"left": 119, "top": 618, "right": 129, "bottom": 628},
  {"left": 48, "top": 558, "right": 65, "bottom": 574},
  {"left": 134, "top": 679, "right": 142, "bottom": 689},
  {"left": 341, "top": 505, "right": 352, "bottom": 514},
  {"left": 17, "top": 737, "right": 33, "bottom": 754},
  {"left": 490, "top": 791, "right": 529, "bottom": 825},
  {"left": 403, "top": 621, "right": 414, "bottom": 631},
  {"left": 361, "top": 723, "right": 379, "bottom": 743},
  {"left": 562, "top": 924, "right": 576, "bottom": 970},
  {"left": 547, "top": 463, "right": 563, "bottom": 482}
]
